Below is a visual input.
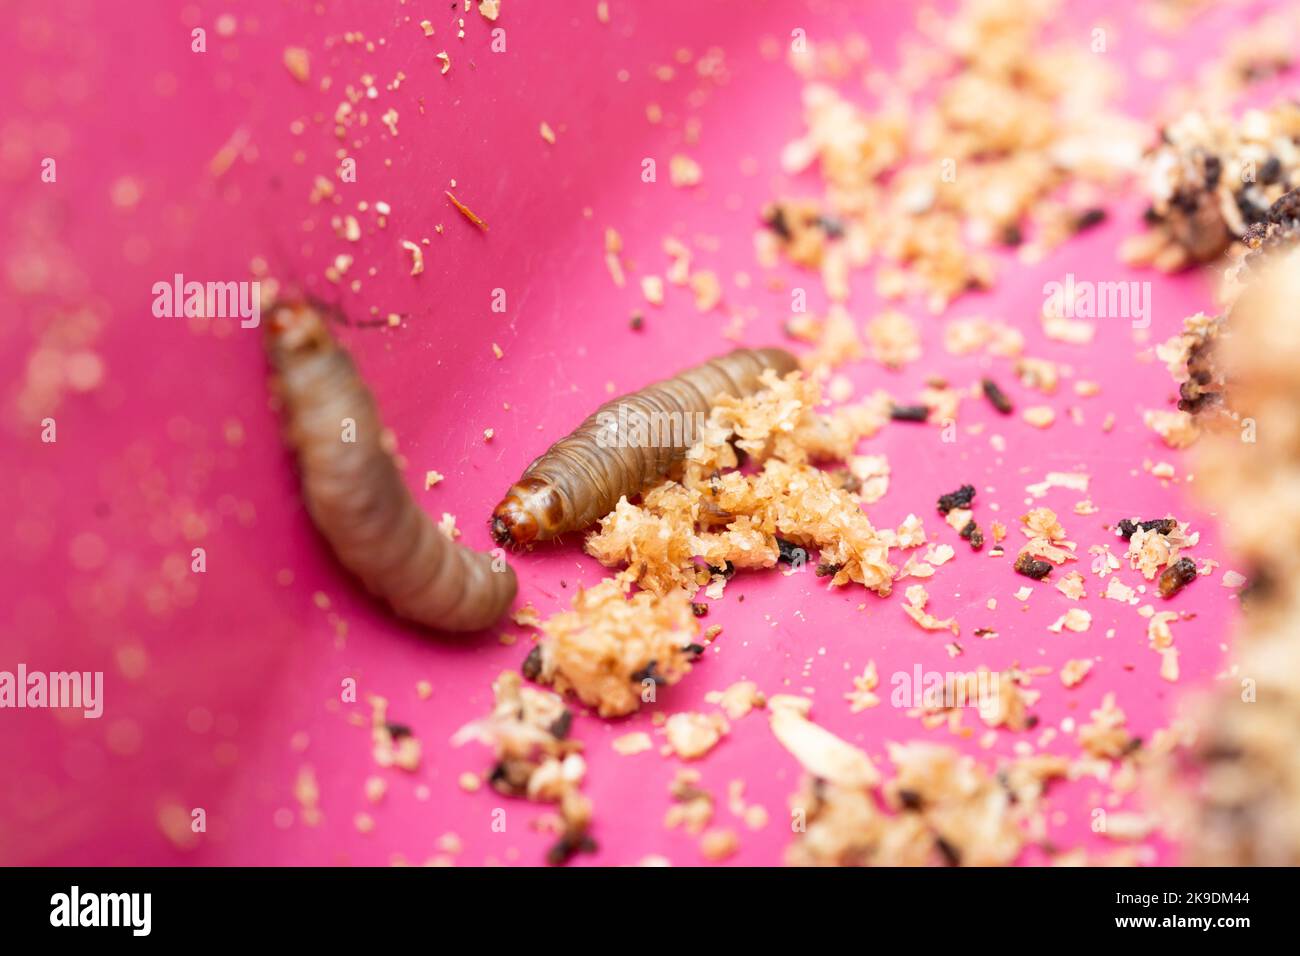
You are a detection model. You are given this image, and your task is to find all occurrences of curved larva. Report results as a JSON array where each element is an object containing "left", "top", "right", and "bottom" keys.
[
  {"left": 267, "top": 301, "right": 517, "bottom": 632},
  {"left": 491, "top": 347, "right": 798, "bottom": 546}
]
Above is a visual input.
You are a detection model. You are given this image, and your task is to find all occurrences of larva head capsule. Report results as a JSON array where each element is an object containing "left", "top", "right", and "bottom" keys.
[
  {"left": 265, "top": 299, "right": 337, "bottom": 367},
  {"left": 489, "top": 510, "right": 533, "bottom": 547},
  {"left": 490, "top": 477, "right": 563, "bottom": 547}
]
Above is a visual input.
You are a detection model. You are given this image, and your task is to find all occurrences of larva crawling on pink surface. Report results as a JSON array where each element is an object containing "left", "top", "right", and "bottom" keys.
[
  {"left": 490, "top": 347, "right": 799, "bottom": 547},
  {"left": 267, "top": 300, "right": 517, "bottom": 633}
]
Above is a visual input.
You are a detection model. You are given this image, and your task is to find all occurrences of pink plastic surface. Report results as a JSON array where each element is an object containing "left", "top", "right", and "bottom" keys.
[{"left": 0, "top": 0, "right": 1283, "bottom": 866}]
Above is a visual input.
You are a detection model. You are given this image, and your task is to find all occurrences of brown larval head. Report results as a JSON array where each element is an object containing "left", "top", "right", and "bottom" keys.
[
  {"left": 265, "top": 299, "right": 335, "bottom": 367},
  {"left": 490, "top": 477, "right": 564, "bottom": 547}
]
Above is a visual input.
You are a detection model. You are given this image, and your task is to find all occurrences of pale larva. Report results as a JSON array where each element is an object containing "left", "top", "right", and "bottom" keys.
[
  {"left": 491, "top": 347, "right": 798, "bottom": 546},
  {"left": 267, "top": 301, "right": 517, "bottom": 632}
]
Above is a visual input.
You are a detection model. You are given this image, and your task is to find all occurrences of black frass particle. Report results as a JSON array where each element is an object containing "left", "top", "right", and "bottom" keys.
[
  {"left": 1116, "top": 517, "right": 1176, "bottom": 539},
  {"left": 521, "top": 644, "right": 543, "bottom": 681},
  {"left": 891, "top": 403, "right": 930, "bottom": 422},
  {"left": 631, "top": 660, "right": 666, "bottom": 685},
  {"left": 1014, "top": 552, "right": 1053, "bottom": 580},
  {"left": 546, "top": 832, "right": 598, "bottom": 866},
  {"left": 1158, "top": 557, "right": 1198, "bottom": 598},
  {"left": 981, "top": 378, "right": 1013, "bottom": 415},
  {"left": 762, "top": 204, "right": 792, "bottom": 239},
  {"left": 937, "top": 484, "right": 976, "bottom": 514},
  {"left": 1074, "top": 207, "right": 1108, "bottom": 232},
  {"left": 817, "top": 214, "right": 845, "bottom": 238},
  {"left": 776, "top": 537, "right": 806, "bottom": 564},
  {"left": 1264, "top": 188, "right": 1300, "bottom": 225},
  {"left": 549, "top": 710, "right": 573, "bottom": 740},
  {"left": 706, "top": 560, "right": 736, "bottom": 579},
  {"left": 1203, "top": 156, "right": 1222, "bottom": 190},
  {"left": 935, "top": 836, "right": 962, "bottom": 867},
  {"left": 1237, "top": 190, "right": 1270, "bottom": 226}
]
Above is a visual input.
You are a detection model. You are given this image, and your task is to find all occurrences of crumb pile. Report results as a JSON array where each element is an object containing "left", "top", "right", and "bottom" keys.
[
  {"left": 772, "top": 695, "right": 1162, "bottom": 866},
  {"left": 453, "top": 671, "right": 596, "bottom": 865},
  {"left": 762, "top": 0, "right": 1142, "bottom": 318},
  {"left": 1122, "top": 104, "right": 1300, "bottom": 271},
  {"left": 522, "top": 575, "right": 702, "bottom": 718},
  {"left": 786, "top": 743, "right": 1061, "bottom": 867},
  {"left": 1150, "top": 187, "right": 1300, "bottom": 444},
  {"left": 1159, "top": 246, "right": 1300, "bottom": 865}
]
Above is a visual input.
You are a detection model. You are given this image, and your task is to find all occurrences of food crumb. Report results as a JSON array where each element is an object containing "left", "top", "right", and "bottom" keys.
[
  {"left": 1060, "top": 659, "right": 1093, "bottom": 688},
  {"left": 1159, "top": 647, "right": 1180, "bottom": 683},
  {"left": 706, "top": 680, "right": 764, "bottom": 720},
  {"left": 700, "top": 828, "right": 739, "bottom": 861},
  {"left": 1023, "top": 406, "right": 1056, "bottom": 428},
  {"left": 1222, "top": 570, "right": 1247, "bottom": 588},
  {"left": 1048, "top": 608, "right": 1092, "bottom": 633},
  {"left": 1055, "top": 571, "right": 1086, "bottom": 600},
  {"left": 283, "top": 47, "right": 311, "bottom": 83},
  {"left": 641, "top": 275, "right": 665, "bottom": 306},
  {"left": 670, "top": 154, "right": 703, "bottom": 187},
  {"left": 401, "top": 239, "right": 424, "bottom": 276},
  {"left": 665, "top": 712, "right": 728, "bottom": 759},
  {"left": 612, "top": 732, "right": 653, "bottom": 755},
  {"left": 446, "top": 190, "right": 488, "bottom": 230}
]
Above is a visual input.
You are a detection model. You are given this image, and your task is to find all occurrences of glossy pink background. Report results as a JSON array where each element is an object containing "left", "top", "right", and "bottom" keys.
[{"left": 0, "top": 0, "right": 1285, "bottom": 865}]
